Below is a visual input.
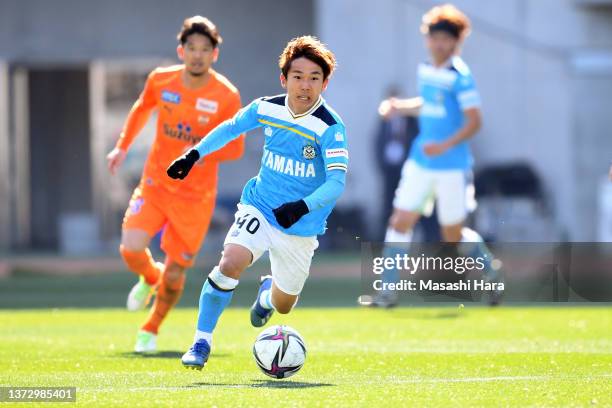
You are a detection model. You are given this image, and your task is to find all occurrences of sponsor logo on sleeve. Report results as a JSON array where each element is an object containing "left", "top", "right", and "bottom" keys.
[
  {"left": 335, "top": 131, "right": 345, "bottom": 141},
  {"left": 325, "top": 148, "right": 349, "bottom": 159},
  {"left": 196, "top": 98, "right": 219, "bottom": 113}
]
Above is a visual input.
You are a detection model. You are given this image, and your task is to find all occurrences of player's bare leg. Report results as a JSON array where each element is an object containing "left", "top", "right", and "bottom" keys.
[
  {"left": 251, "top": 274, "right": 298, "bottom": 328},
  {"left": 390, "top": 208, "right": 421, "bottom": 235},
  {"left": 445, "top": 223, "right": 504, "bottom": 306},
  {"left": 270, "top": 283, "right": 298, "bottom": 314},
  {"left": 441, "top": 223, "right": 462, "bottom": 243},
  {"left": 137, "top": 259, "right": 186, "bottom": 353},
  {"left": 360, "top": 209, "right": 421, "bottom": 308}
]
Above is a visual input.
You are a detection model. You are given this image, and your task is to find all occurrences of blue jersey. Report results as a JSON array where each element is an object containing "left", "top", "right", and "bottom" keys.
[
  {"left": 410, "top": 56, "right": 481, "bottom": 170},
  {"left": 194, "top": 94, "right": 348, "bottom": 236}
]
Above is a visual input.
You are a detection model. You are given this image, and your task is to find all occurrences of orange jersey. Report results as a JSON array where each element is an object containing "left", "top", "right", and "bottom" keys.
[{"left": 116, "top": 65, "right": 245, "bottom": 201}]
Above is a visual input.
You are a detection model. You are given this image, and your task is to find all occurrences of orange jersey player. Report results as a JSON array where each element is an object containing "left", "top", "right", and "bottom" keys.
[{"left": 105, "top": 16, "right": 245, "bottom": 353}]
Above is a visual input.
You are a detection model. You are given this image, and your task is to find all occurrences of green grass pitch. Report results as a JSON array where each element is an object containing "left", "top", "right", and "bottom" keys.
[{"left": 1, "top": 307, "right": 611, "bottom": 407}]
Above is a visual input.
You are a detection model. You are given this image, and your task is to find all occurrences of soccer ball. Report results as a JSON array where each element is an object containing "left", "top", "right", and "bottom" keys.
[{"left": 252, "top": 325, "right": 306, "bottom": 379}]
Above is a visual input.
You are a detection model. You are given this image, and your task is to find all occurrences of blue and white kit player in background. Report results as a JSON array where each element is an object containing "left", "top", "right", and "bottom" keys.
[
  {"left": 167, "top": 36, "right": 347, "bottom": 369},
  {"left": 369, "top": 4, "right": 503, "bottom": 307}
]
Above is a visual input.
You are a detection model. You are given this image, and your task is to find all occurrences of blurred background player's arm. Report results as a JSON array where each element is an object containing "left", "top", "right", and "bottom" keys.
[
  {"left": 106, "top": 71, "right": 158, "bottom": 175},
  {"left": 378, "top": 96, "right": 423, "bottom": 118},
  {"left": 423, "top": 107, "right": 482, "bottom": 156},
  {"left": 203, "top": 94, "right": 245, "bottom": 162}
]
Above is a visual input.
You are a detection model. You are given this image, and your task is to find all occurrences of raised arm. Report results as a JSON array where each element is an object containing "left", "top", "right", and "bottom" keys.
[
  {"left": 107, "top": 70, "right": 157, "bottom": 175},
  {"left": 378, "top": 96, "right": 423, "bottom": 118},
  {"left": 167, "top": 98, "right": 262, "bottom": 179},
  {"left": 204, "top": 93, "right": 246, "bottom": 163}
]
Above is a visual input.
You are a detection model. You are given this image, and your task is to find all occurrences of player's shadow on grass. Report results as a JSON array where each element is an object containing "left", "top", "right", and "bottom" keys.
[
  {"left": 116, "top": 351, "right": 231, "bottom": 359},
  {"left": 189, "top": 380, "right": 334, "bottom": 389},
  {"left": 251, "top": 380, "right": 335, "bottom": 389}
]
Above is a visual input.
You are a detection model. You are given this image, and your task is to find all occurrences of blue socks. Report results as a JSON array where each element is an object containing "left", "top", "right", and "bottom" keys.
[
  {"left": 194, "top": 267, "right": 239, "bottom": 343},
  {"left": 196, "top": 279, "right": 234, "bottom": 333},
  {"left": 382, "top": 227, "right": 413, "bottom": 289}
]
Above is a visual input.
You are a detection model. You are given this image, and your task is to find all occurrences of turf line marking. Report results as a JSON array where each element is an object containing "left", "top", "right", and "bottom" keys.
[{"left": 79, "top": 374, "right": 612, "bottom": 392}]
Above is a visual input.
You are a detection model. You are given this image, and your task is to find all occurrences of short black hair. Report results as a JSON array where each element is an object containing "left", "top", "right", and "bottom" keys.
[{"left": 177, "top": 16, "right": 222, "bottom": 47}]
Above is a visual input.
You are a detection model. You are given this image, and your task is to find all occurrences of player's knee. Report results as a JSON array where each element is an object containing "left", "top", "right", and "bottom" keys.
[
  {"left": 442, "top": 225, "right": 463, "bottom": 243},
  {"left": 390, "top": 217, "right": 411, "bottom": 233},
  {"left": 274, "top": 301, "right": 294, "bottom": 314},
  {"left": 218, "top": 256, "right": 246, "bottom": 279},
  {"left": 119, "top": 245, "right": 145, "bottom": 266},
  {"left": 163, "top": 264, "right": 185, "bottom": 287},
  {"left": 119, "top": 241, "right": 144, "bottom": 253},
  {"left": 276, "top": 305, "right": 292, "bottom": 314},
  {"left": 120, "top": 230, "right": 150, "bottom": 252}
]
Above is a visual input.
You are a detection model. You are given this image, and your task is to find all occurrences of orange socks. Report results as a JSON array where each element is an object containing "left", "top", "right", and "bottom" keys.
[
  {"left": 119, "top": 245, "right": 161, "bottom": 285},
  {"left": 141, "top": 271, "right": 186, "bottom": 334},
  {"left": 120, "top": 245, "right": 186, "bottom": 334}
]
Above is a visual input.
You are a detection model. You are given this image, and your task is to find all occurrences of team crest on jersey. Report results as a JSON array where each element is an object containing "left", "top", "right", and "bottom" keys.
[
  {"left": 264, "top": 127, "right": 273, "bottom": 137},
  {"left": 302, "top": 144, "right": 316, "bottom": 160}
]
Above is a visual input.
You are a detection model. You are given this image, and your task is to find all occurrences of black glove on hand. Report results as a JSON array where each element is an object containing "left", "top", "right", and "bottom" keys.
[
  {"left": 273, "top": 200, "right": 309, "bottom": 229},
  {"left": 167, "top": 149, "right": 200, "bottom": 180}
]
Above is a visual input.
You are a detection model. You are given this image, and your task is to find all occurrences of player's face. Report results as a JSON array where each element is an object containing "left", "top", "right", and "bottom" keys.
[
  {"left": 177, "top": 33, "right": 218, "bottom": 77},
  {"left": 426, "top": 31, "right": 459, "bottom": 65},
  {"left": 281, "top": 57, "right": 329, "bottom": 115}
]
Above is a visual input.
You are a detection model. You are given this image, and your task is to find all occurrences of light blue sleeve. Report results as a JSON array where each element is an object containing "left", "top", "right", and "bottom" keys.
[
  {"left": 195, "top": 99, "right": 262, "bottom": 157},
  {"left": 303, "top": 124, "right": 349, "bottom": 211},
  {"left": 454, "top": 73, "right": 481, "bottom": 110},
  {"left": 303, "top": 170, "right": 346, "bottom": 211},
  {"left": 320, "top": 124, "right": 349, "bottom": 172}
]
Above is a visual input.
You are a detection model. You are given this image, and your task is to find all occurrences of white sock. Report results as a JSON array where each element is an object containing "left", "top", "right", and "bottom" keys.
[
  {"left": 194, "top": 330, "right": 212, "bottom": 345},
  {"left": 208, "top": 266, "right": 239, "bottom": 290},
  {"left": 259, "top": 289, "right": 275, "bottom": 310},
  {"left": 460, "top": 227, "right": 483, "bottom": 243},
  {"left": 458, "top": 227, "right": 483, "bottom": 256}
]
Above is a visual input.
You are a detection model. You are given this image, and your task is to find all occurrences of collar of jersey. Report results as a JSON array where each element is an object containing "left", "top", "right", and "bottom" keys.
[
  {"left": 284, "top": 95, "right": 323, "bottom": 119},
  {"left": 427, "top": 57, "right": 454, "bottom": 71}
]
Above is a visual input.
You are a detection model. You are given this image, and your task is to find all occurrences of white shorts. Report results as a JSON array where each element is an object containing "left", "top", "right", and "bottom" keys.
[
  {"left": 393, "top": 160, "right": 476, "bottom": 226},
  {"left": 223, "top": 204, "right": 319, "bottom": 296}
]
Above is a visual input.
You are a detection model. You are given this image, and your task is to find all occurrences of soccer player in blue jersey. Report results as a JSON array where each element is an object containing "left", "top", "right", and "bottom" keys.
[
  {"left": 370, "top": 4, "right": 503, "bottom": 307},
  {"left": 167, "top": 36, "right": 348, "bottom": 370}
]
